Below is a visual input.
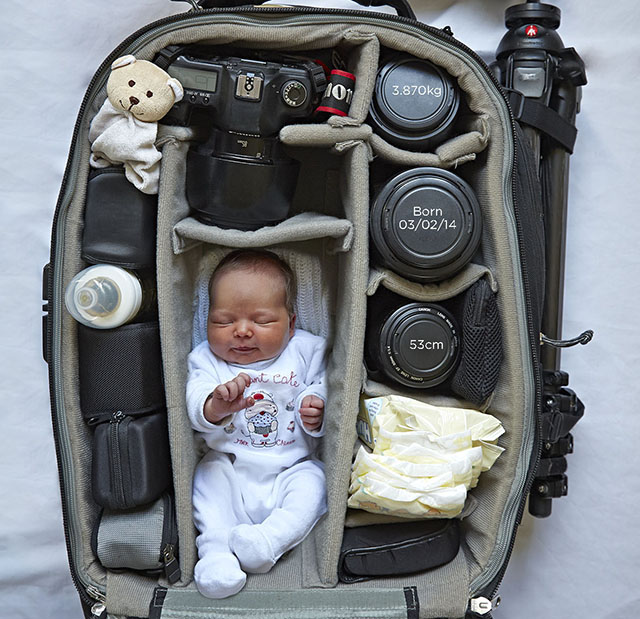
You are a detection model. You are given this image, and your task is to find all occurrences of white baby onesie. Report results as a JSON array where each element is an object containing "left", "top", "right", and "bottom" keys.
[{"left": 186, "top": 329, "right": 328, "bottom": 599}]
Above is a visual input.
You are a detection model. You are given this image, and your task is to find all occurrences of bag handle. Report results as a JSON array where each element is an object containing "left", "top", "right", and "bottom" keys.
[{"left": 185, "top": 0, "right": 417, "bottom": 20}]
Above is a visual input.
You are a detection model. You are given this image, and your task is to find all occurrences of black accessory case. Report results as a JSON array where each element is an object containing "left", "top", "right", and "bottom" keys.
[
  {"left": 82, "top": 167, "right": 158, "bottom": 270},
  {"left": 338, "top": 519, "right": 461, "bottom": 583},
  {"left": 91, "top": 409, "right": 172, "bottom": 510}
]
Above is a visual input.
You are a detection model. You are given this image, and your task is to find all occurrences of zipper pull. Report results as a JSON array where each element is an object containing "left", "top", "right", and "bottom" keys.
[
  {"left": 162, "top": 543, "right": 181, "bottom": 584},
  {"left": 540, "top": 329, "right": 593, "bottom": 348},
  {"left": 86, "top": 586, "right": 107, "bottom": 618},
  {"left": 110, "top": 410, "right": 125, "bottom": 424},
  {"left": 469, "top": 595, "right": 501, "bottom": 616}
]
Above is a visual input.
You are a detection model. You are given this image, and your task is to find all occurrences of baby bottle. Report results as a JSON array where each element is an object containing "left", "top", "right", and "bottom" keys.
[{"left": 65, "top": 264, "right": 155, "bottom": 329}]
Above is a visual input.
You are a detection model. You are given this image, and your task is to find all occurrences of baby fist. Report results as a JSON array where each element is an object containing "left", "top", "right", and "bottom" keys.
[{"left": 299, "top": 395, "right": 324, "bottom": 432}]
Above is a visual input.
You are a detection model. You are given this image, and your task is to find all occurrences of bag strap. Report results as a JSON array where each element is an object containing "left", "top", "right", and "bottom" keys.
[{"left": 188, "top": 0, "right": 417, "bottom": 20}]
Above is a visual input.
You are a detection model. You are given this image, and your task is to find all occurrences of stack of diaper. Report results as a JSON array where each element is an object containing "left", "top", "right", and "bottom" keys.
[{"left": 348, "top": 395, "right": 505, "bottom": 518}]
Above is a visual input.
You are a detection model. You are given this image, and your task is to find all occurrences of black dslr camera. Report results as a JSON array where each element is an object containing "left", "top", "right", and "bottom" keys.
[{"left": 156, "top": 45, "right": 327, "bottom": 229}]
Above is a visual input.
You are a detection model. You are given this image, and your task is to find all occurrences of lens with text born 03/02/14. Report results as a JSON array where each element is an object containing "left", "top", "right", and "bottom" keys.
[{"left": 370, "top": 167, "right": 482, "bottom": 282}]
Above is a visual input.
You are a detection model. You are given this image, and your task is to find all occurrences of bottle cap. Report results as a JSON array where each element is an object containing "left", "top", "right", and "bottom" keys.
[{"left": 65, "top": 265, "right": 142, "bottom": 329}]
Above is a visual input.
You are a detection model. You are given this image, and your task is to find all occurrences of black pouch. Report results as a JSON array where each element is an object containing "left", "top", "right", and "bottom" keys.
[
  {"left": 78, "top": 321, "right": 165, "bottom": 425},
  {"left": 92, "top": 493, "right": 181, "bottom": 585},
  {"left": 451, "top": 278, "right": 503, "bottom": 405},
  {"left": 338, "top": 519, "right": 460, "bottom": 583},
  {"left": 92, "top": 409, "right": 172, "bottom": 510},
  {"left": 82, "top": 167, "right": 158, "bottom": 269}
]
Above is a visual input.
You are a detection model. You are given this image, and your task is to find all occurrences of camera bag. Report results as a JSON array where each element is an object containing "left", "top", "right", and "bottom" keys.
[{"left": 42, "top": 1, "right": 587, "bottom": 617}]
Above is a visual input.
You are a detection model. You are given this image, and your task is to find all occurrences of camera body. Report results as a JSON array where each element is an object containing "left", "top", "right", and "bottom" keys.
[{"left": 156, "top": 46, "right": 327, "bottom": 229}]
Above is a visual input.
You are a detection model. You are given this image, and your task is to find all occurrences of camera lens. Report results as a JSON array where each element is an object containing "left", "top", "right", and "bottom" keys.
[
  {"left": 368, "top": 301, "right": 460, "bottom": 389},
  {"left": 370, "top": 167, "right": 482, "bottom": 282},
  {"left": 369, "top": 56, "right": 460, "bottom": 150}
]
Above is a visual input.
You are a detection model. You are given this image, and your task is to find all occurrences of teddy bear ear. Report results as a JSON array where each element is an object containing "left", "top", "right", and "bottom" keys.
[
  {"left": 111, "top": 55, "right": 137, "bottom": 70},
  {"left": 167, "top": 77, "right": 184, "bottom": 103}
]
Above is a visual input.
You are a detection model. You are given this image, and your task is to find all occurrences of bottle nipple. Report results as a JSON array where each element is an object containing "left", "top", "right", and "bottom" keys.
[{"left": 74, "top": 277, "right": 121, "bottom": 317}]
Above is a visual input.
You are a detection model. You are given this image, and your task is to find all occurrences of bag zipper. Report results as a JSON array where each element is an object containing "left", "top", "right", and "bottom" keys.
[
  {"left": 109, "top": 411, "right": 127, "bottom": 509},
  {"left": 46, "top": 5, "right": 542, "bottom": 609},
  {"left": 160, "top": 493, "right": 181, "bottom": 584}
]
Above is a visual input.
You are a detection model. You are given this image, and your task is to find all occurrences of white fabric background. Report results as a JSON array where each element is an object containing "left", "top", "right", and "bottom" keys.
[{"left": 1, "top": 1, "right": 637, "bottom": 617}]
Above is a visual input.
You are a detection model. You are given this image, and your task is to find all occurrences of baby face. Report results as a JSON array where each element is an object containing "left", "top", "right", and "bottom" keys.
[{"left": 207, "top": 266, "right": 295, "bottom": 365}]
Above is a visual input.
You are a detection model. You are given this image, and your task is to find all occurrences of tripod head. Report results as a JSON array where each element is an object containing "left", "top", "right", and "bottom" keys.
[{"left": 494, "top": 1, "right": 586, "bottom": 111}]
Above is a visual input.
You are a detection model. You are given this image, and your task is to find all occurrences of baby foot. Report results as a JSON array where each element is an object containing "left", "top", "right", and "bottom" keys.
[
  {"left": 229, "top": 524, "right": 276, "bottom": 574},
  {"left": 194, "top": 551, "right": 246, "bottom": 599}
]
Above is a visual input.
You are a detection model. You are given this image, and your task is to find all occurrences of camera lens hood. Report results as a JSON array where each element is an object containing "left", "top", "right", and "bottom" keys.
[
  {"left": 375, "top": 302, "right": 460, "bottom": 388},
  {"left": 369, "top": 56, "right": 460, "bottom": 150},
  {"left": 186, "top": 135, "right": 299, "bottom": 230},
  {"left": 370, "top": 167, "right": 482, "bottom": 282}
]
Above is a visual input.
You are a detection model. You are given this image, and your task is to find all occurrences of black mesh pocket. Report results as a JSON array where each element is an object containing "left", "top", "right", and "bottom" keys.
[
  {"left": 451, "top": 279, "right": 502, "bottom": 405},
  {"left": 78, "top": 321, "right": 165, "bottom": 424}
]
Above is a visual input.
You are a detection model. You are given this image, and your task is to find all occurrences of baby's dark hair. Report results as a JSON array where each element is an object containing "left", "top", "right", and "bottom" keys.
[{"left": 209, "top": 249, "right": 296, "bottom": 315}]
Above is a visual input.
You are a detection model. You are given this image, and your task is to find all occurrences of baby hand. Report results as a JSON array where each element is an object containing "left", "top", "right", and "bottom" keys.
[
  {"left": 299, "top": 395, "right": 324, "bottom": 432},
  {"left": 204, "top": 372, "right": 255, "bottom": 424}
]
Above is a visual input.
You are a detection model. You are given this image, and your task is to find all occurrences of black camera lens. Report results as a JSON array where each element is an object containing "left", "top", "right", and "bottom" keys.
[
  {"left": 187, "top": 133, "right": 298, "bottom": 230},
  {"left": 369, "top": 56, "right": 460, "bottom": 150},
  {"left": 370, "top": 167, "right": 482, "bottom": 282},
  {"left": 366, "top": 298, "right": 460, "bottom": 389}
]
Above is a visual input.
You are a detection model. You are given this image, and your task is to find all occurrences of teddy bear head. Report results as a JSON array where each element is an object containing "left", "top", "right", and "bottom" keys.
[{"left": 106, "top": 55, "right": 183, "bottom": 122}]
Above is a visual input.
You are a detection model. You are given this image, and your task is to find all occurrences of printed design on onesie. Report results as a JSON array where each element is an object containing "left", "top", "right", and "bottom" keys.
[{"left": 244, "top": 390, "right": 278, "bottom": 448}]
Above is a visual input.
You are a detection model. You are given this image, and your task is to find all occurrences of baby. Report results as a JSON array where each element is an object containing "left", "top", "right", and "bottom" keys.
[{"left": 186, "top": 249, "right": 328, "bottom": 599}]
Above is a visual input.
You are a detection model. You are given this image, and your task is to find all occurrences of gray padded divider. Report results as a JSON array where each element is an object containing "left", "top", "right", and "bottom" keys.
[
  {"left": 367, "top": 264, "right": 498, "bottom": 301},
  {"left": 369, "top": 115, "right": 490, "bottom": 169},
  {"left": 307, "top": 142, "right": 371, "bottom": 587},
  {"left": 172, "top": 213, "right": 353, "bottom": 256},
  {"left": 156, "top": 137, "right": 201, "bottom": 587}
]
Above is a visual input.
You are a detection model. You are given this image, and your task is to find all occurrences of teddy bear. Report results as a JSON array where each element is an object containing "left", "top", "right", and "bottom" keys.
[{"left": 88, "top": 55, "right": 183, "bottom": 194}]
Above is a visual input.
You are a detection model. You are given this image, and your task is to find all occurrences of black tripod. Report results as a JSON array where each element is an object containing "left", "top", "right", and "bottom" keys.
[{"left": 492, "top": 0, "right": 591, "bottom": 517}]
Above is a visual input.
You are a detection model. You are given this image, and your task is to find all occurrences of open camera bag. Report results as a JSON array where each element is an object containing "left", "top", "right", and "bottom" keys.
[{"left": 43, "top": 1, "right": 570, "bottom": 618}]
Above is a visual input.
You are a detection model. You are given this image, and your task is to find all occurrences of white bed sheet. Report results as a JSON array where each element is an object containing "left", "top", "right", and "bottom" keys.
[{"left": 1, "top": 1, "right": 637, "bottom": 617}]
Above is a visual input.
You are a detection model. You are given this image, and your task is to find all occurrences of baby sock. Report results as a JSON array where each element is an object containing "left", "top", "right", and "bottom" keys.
[
  {"left": 229, "top": 524, "right": 277, "bottom": 574},
  {"left": 194, "top": 550, "right": 246, "bottom": 599}
]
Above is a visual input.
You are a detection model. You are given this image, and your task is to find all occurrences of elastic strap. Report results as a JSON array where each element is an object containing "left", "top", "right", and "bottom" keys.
[{"left": 507, "top": 90, "right": 578, "bottom": 153}]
